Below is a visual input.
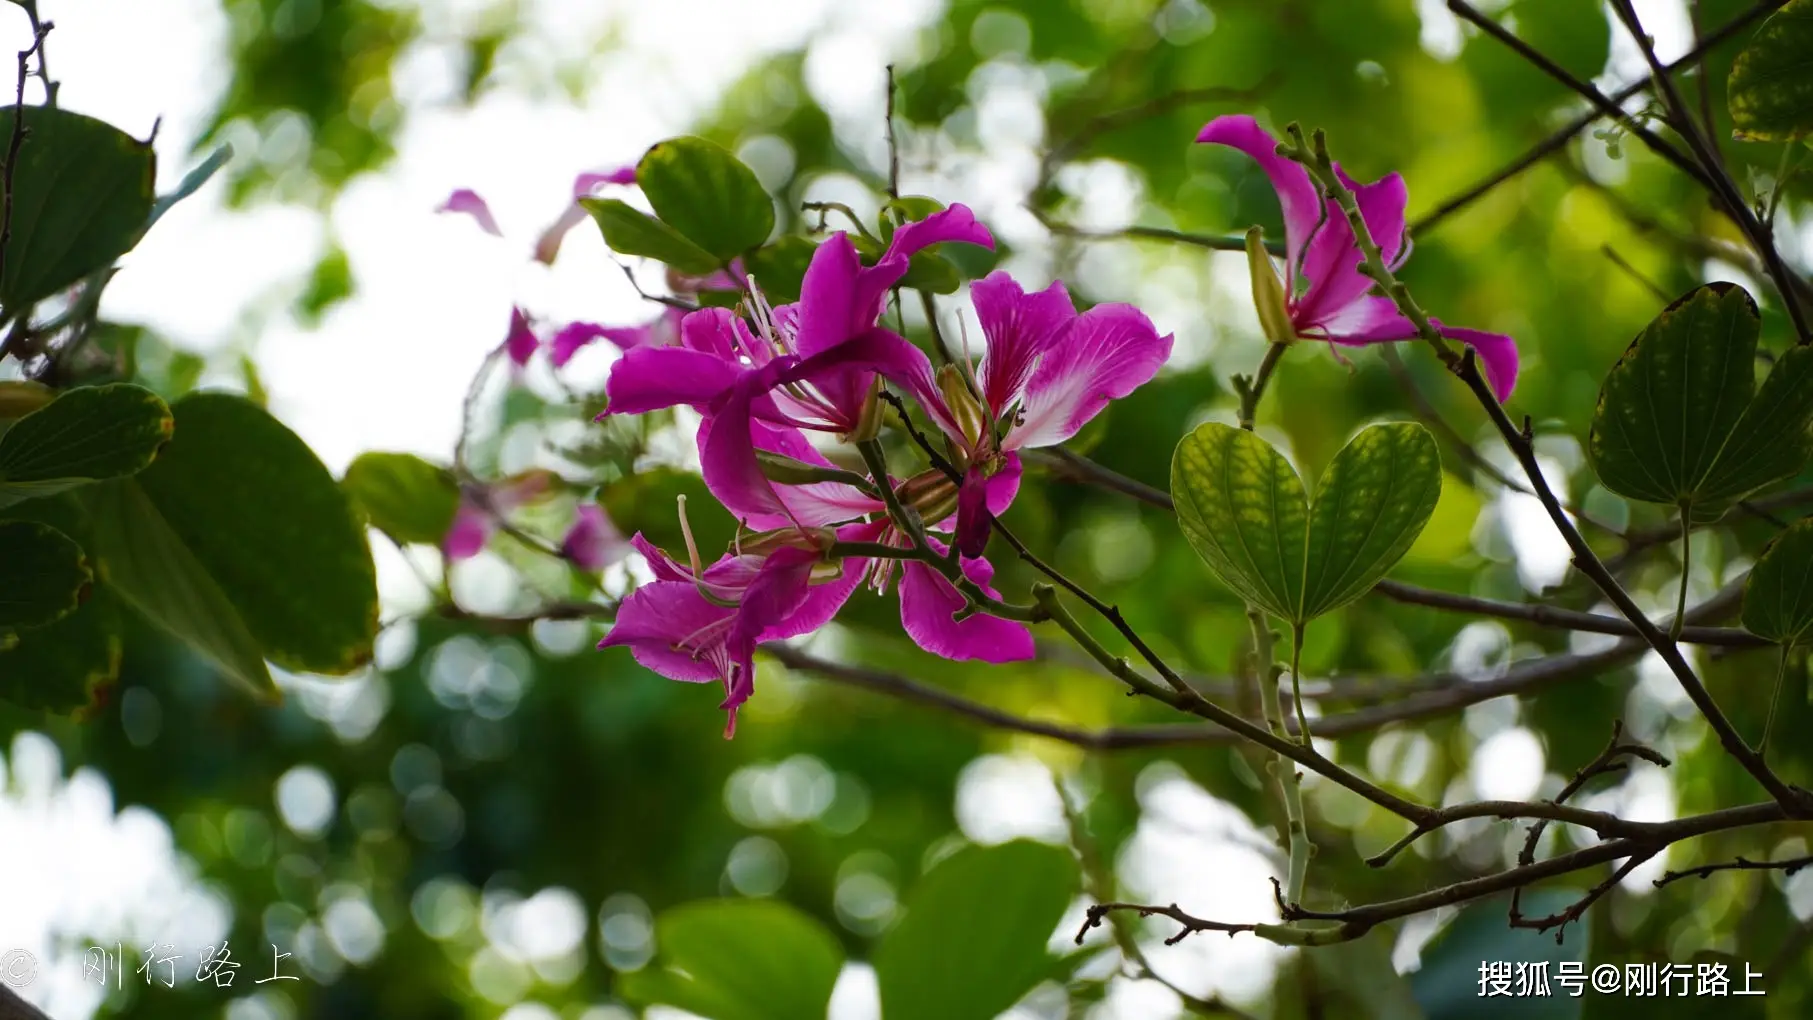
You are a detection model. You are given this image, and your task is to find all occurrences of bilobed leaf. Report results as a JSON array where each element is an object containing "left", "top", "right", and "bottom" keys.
[
  {"left": 1742, "top": 519, "right": 1813, "bottom": 646},
  {"left": 1173, "top": 422, "right": 1439, "bottom": 625},
  {"left": 82, "top": 479, "right": 274, "bottom": 697},
  {"left": 617, "top": 899, "right": 843, "bottom": 1020},
  {"left": 580, "top": 197, "right": 720, "bottom": 275},
  {"left": 873, "top": 840, "right": 1079, "bottom": 1020},
  {"left": 0, "top": 520, "right": 91, "bottom": 629},
  {"left": 1171, "top": 422, "right": 1309, "bottom": 622},
  {"left": 1301, "top": 423, "right": 1443, "bottom": 619},
  {"left": 743, "top": 235, "right": 819, "bottom": 303},
  {"left": 1727, "top": 0, "right": 1813, "bottom": 141},
  {"left": 1588, "top": 284, "right": 1813, "bottom": 523},
  {"left": 341, "top": 451, "right": 460, "bottom": 546},
  {"left": 0, "top": 383, "right": 174, "bottom": 509},
  {"left": 132, "top": 393, "right": 379, "bottom": 675},
  {"left": 637, "top": 136, "right": 775, "bottom": 260},
  {"left": 1697, "top": 346, "right": 1813, "bottom": 511},
  {"left": 0, "top": 106, "right": 156, "bottom": 310}
]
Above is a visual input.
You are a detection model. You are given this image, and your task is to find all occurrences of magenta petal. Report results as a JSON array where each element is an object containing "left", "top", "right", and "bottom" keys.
[
  {"left": 1434, "top": 323, "right": 1520, "bottom": 402},
  {"left": 573, "top": 165, "right": 638, "bottom": 197},
  {"left": 679, "top": 307, "right": 744, "bottom": 361},
  {"left": 551, "top": 322, "right": 646, "bottom": 367},
  {"left": 973, "top": 273, "right": 1077, "bottom": 416},
  {"left": 898, "top": 552, "right": 1035, "bottom": 662},
  {"left": 1295, "top": 171, "right": 1410, "bottom": 331},
  {"left": 774, "top": 559, "right": 862, "bottom": 638},
  {"left": 954, "top": 468, "right": 992, "bottom": 558},
  {"left": 1196, "top": 116, "right": 1321, "bottom": 270},
  {"left": 793, "top": 233, "right": 866, "bottom": 359},
  {"left": 437, "top": 188, "right": 504, "bottom": 237},
  {"left": 505, "top": 307, "right": 541, "bottom": 366},
  {"left": 604, "top": 346, "right": 746, "bottom": 415},
  {"left": 443, "top": 501, "right": 494, "bottom": 560},
  {"left": 1011, "top": 304, "right": 1173, "bottom": 449},
  {"left": 699, "top": 364, "right": 797, "bottom": 521},
  {"left": 984, "top": 455, "right": 1022, "bottom": 516},
  {"left": 561, "top": 504, "right": 627, "bottom": 571},
  {"left": 849, "top": 204, "right": 996, "bottom": 340},
  {"left": 750, "top": 424, "right": 884, "bottom": 528},
  {"left": 600, "top": 582, "right": 731, "bottom": 683}
]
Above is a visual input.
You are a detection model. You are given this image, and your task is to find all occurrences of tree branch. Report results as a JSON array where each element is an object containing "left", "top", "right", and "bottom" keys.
[{"left": 1410, "top": 0, "right": 1782, "bottom": 234}]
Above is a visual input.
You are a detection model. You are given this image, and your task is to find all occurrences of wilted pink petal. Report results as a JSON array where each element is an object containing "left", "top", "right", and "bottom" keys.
[{"left": 438, "top": 188, "right": 504, "bottom": 237}]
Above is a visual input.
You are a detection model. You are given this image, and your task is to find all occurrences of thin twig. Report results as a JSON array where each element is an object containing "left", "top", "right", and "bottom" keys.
[
  {"left": 1606, "top": 0, "right": 1811, "bottom": 343},
  {"left": 1413, "top": 0, "right": 1783, "bottom": 234},
  {"left": 0, "top": 18, "right": 50, "bottom": 317},
  {"left": 1653, "top": 852, "right": 1813, "bottom": 888}
]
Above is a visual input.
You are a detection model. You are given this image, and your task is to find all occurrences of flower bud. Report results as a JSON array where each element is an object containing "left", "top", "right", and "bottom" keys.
[
  {"left": 848, "top": 376, "right": 887, "bottom": 444},
  {"left": 737, "top": 525, "right": 837, "bottom": 558},
  {"left": 936, "top": 364, "right": 988, "bottom": 450},
  {"left": 898, "top": 468, "right": 960, "bottom": 527},
  {"left": 1246, "top": 226, "right": 1296, "bottom": 346}
]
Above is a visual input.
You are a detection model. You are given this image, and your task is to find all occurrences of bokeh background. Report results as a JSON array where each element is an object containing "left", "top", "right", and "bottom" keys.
[{"left": 1, "top": 0, "right": 1810, "bottom": 1017}]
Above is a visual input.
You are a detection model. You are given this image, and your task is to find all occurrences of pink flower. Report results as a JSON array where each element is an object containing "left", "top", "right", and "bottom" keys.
[
  {"left": 601, "top": 204, "right": 993, "bottom": 429},
  {"left": 726, "top": 424, "right": 1034, "bottom": 664},
  {"left": 912, "top": 272, "right": 1173, "bottom": 555},
  {"left": 601, "top": 534, "right": 856, "bottom": 737},
  {"left": 1197, "top": 115, "right": 1519, "bottom": 401}
]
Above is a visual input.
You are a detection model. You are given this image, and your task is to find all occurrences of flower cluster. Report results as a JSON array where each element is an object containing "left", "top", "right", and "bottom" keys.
[
  {"left": 593, "top": 202, "right": 1177, "bottom": 735},
  {"left": 447, "top": 116, "right": 1521, "bottom": 737}
]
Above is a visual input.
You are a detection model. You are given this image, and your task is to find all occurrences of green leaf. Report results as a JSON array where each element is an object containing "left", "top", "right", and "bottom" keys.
[
  {"left": 1171, "top": 423, "right": 1308, "bottom": 621},
  {"left": 0, "top": 520, "right": 91, "bottom": 629},
  {"left": 1727, "top": 0, "right": 1813, "bottom": 141},
  {"left": 600, "top": 467, "right": 738, "bottom": 561},
  {"left": 1172, "top": 422, "right": 1441, "bottom": 625},
  {"left": 133, "top": 393, "right": 379, "bottom": 675},
  {"left": 82, "top": 479, "right": 274, "bottom": 697},
  {"left": 341, "top": 451, "right": 459, "bottom": 546},
  {"left": 0, "top": 384, "right": 174, "bottom": 509},
  {"left": 0, "top": 106, "right": 156, "bottom": 310},
  {"left": 637, "top": 136, "right": 775, "bottom": 260},
  {"left": 744, "top": 235, "right": 819, "bottom": 304},
  {"left": 1301, "top": 422, "right": 1445, "bottom": 620},
  {"left": 898, "top": 251, "right": 962, "bottom": 294},
  {"left": 617, "top": 899, "right": 843, "bottom": 1020},
  {"left": 1412, "top": 892, "right": 1588, "bottom": 1020},
  {"left": 1742, "top": 519, "right": 1813, "bottom": 645},
  {"left": 1588, "top": 284, "right": 1813, "bottom": 523},
  {"left": 873, "top": 840, "right": 1079, "bottom": 1020},
  {"left": 0, "top": 581, "right": 122, "bottom": 715},
  {"left": 580, "top": 197, "right": 721, "bottom": 275}
]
